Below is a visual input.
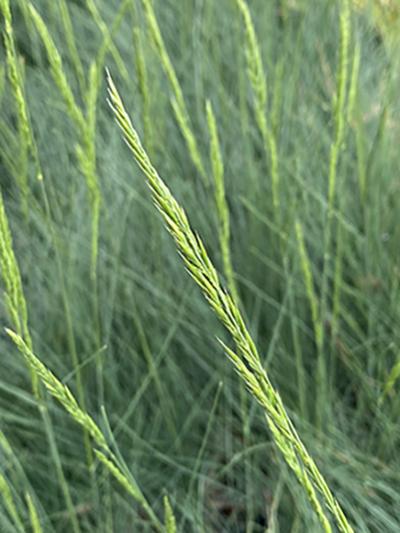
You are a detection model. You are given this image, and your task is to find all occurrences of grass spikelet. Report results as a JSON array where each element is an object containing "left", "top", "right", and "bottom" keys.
[
  {"left": 94, "top": 450, "right": 162, "bottom": 531},
  {"left": 163, "top": 495, "right": 177, "bottom": 533},
  {"left": 206, "top": 100, "right": 238, "bottom": 304},
  {"left": 141, "top": 0, "right": 207, "bottom": 185},
  {"left": 0, "top": 0, "right": 31, "bottom": 148},
  {"left": 26, "top": 493, "right": 43, "bottom": 533},
  {"left": 29, "top": 3, "right": 86, "bottom": 134},
  {"left": 0, "top": 0, "right": 32, "bottom": 213},
  {"left": 0, "top": 192, "right": 33, "bottom": 361},
  {"left": 76, "top": 61, "right": 101, "bottom": 282},
  {"left": 6, "top": 329, "right": 107, "bottom": 450},
  {"left": 235, "top": 0, "right": 280, "bottom": 213},
  {"left": 328, "top": 0, "right": 351, "bottom": 211},
  {"left": 380, "top": 355, "right": 400, "bottom": 403},
  {"left": 106, "top": 72, "right": 354, "bottom": 533}
]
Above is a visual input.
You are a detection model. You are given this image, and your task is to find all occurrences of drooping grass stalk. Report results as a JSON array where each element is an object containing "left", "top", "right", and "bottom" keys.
[
  {"left": 206, "top": 101, "right": 239, "bottom": 304},
  {"left": 163, "top": 495, "right": 177, "bottom": 533},
  {"left": 58, "top": 0, "right": 86, "bottom": 96},
  {"left": 86, "top": 0, "right": 129, "bottom": 81},
  {"left": 26, "top": 493, "right": 43, "bottom": 533},
  {"left": 318, "top": 0, "right": 351, "bottom": 427},
  {"left": 0, "top": 0, "right": 32, "bottom": 216},
  {"left": 133, "top": 25, "right": 153, "bottom": 152},
  {"left": 235, "top": 0, "right": 280, "bottom": 214},
  {"left": 0, "top": 192, "right": 81, "bottom": 533},
  {"left": 6, "top": 330, "right": 163, "bottom": 532},
  {"left": 141, "top": 0, "right": 208, "bottom": 185},
  {"left": 107, "top": 72, "right": 354, "bottom": 533}
]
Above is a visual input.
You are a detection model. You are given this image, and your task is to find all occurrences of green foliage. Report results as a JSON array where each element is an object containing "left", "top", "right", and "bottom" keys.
[{"left": 1, "top": 0, "right": 400, "bottom": 531}]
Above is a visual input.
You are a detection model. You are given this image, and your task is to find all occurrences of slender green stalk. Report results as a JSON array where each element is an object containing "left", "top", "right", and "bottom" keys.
[
  {"left": 59, "top": 0, "right": 86, "bottom": 96},
  {"left": 76, "top": 61, "right": 101, "bottom": 283},
  {"left": 206, "top": 101, "right": 239, "bottom": 304},
  {"left": 180, "top": 381, "right": 222, "bottom": 530},
  {"left": 235, "top": 0, "right": 280, "bottom": 213},
  {"left": 133, "top": 25, "right": 153, "bottom": 152},
  {"left": 131, "top": 297, "right": 177, "bottom": 437},
  {"left": 107, "top": 72, "right": 354, "bottom": 533},
  {"left": 86, "top": 0, "right": 129, "bottom": 81},
  {"left": 94, "top": 0, "right": 131, "bottom": 81},
  {"left": 141, "top": 0, "right": 207, "bottom": 185},
  {"left": 318, "top": 0, "right": 351, "bottom": 427}
]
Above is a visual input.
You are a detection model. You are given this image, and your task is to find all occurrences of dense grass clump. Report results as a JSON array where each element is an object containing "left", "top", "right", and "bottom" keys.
[{"left": 1, "top": 0, "right": 400, "bottom": 531}]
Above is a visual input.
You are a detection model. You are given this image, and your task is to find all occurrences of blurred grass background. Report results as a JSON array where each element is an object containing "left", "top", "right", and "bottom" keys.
[{"left": 1, "top": 0, "right": 400, "bottom": 531}]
